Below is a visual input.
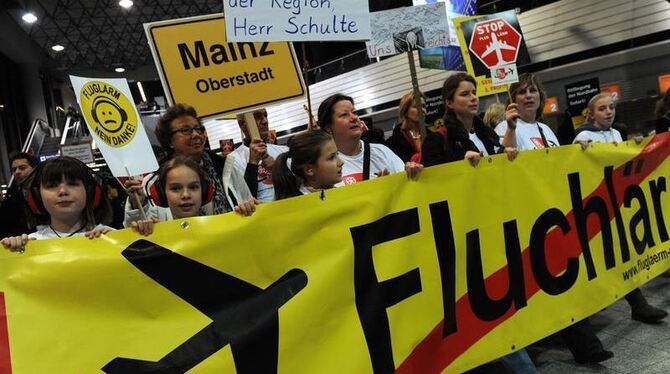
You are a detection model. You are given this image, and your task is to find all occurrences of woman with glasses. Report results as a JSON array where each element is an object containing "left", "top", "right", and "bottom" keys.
[
  {"left": 317, "top": 93, "right": 422, "bottom": 186},
  {"left": 124, "top": 104, "right": 252, "bottom": 220},
  {"left": 386, "top": 90, "right": 427, "bottom": 163}
]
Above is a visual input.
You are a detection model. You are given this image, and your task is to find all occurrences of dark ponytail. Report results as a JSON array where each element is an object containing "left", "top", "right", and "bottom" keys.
[
  {"left": 272, "top": 152, "right": 301, "bottom": 200},
  {"left": 272, "top": 130, "right": 334, "bottom": 200}
]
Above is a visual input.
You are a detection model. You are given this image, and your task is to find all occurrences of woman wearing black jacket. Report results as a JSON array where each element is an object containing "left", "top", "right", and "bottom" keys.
[{"left": 422, "top": 72, "right": 516, "bottom": 167}]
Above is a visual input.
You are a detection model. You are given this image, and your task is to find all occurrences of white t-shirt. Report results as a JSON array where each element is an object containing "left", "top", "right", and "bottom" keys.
[
  {"left": 573, "top": 128, "right": 623, "bottom": 144},
  {"left": 469, "top": 132, "right": 489, "bottom": 156},
  {"left": 337, "top": 141, "right": 405, "bottom": 187},
  {"left": 230, "top": 143, "right": 288, "bottom": 202},
  {"left": 29, "top": 224, "right": 115, "bottom": 239},
  {"left": 495, "top": 119, "right": 560, "bottom": 151}
]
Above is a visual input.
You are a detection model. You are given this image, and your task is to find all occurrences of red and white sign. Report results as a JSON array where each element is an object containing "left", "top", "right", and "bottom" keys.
[
  {"left": 469, "top": 18, "right": 522, "bottom": 68},
  {"left": 490, "top": 63, "right": 519, "bottom": 86}
]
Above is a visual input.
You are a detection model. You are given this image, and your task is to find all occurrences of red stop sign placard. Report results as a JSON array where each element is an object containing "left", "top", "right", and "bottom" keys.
[{"left": 469, "top": 18, "right": 522, "bottom": 69}]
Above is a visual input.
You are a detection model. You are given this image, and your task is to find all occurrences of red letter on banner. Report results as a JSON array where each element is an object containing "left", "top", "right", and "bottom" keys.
[{"left": 0, "top": 292, "right": 11, "bottom": 374}]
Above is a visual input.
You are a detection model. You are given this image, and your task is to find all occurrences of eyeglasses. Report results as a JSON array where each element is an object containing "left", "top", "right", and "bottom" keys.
[{"left": 170, "top": 126, "right": 207, "bottom": 136}]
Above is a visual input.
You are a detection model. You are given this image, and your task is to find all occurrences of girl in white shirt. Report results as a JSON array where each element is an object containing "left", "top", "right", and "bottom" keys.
[
  {"left": 126, "top": 156, "right": 259, "bottom": 235},
  {"left": 273, "top": 130, "right": 343, "bottom": 200},
  {"left": 1, "top": 156, "right": 115, "bottom": 251},
  {"left": 573, "top": 93, "right": 623, "bottom": 145}
]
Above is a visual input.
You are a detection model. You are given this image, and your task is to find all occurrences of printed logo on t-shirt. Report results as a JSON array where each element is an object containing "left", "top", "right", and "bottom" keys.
[
  {"left": 342, "top": 173, "right": 363, "bottom": 185},
  {"left": 530, "top": 137, "right": 546, "bottom": 149},
  {"left": 258, "top": 165, "right": 273, "bottom": 186}
]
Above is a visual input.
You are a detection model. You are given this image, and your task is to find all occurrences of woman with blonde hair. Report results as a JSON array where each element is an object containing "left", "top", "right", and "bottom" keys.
[
  {"left": 483, "top": 103, "right": 506, "bottom": 128},
  {"left": 386, "top": 90, "right": 427, "bottom": 162}
]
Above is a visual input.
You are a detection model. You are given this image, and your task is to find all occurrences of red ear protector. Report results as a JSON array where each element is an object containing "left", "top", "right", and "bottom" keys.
[
  {"left": 24, "top": 159, "right": 104, "bottom": 216},
  {"left": 146, "top": 172, "right": 214, "bottom": 208},
  {"left": 90, "top": 96, "right": 128, "bottom": 133}
]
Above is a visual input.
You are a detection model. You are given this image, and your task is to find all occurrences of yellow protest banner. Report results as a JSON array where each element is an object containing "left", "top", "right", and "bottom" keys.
[
  {"left": 145, "top": 14, "right": 305, "bottom": 119},
  {"left": 3, "top": 135, "right": 670, "bottom": 373},
  {"left": 454, "top": 16, "right": 508, "bottom": 97}
]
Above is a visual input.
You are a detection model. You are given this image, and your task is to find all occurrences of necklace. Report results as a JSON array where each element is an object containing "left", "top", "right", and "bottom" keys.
[
  {"left": 49, "top": 223, "right": 86, "bottom": 238},
  {"left": 408, "top": 129, "right": 422, "bottom": 140}
]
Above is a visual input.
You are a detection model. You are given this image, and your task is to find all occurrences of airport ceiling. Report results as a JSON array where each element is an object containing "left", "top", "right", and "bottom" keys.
[{"left": 1, "top": 0, "right": 559, "bottom": 74}]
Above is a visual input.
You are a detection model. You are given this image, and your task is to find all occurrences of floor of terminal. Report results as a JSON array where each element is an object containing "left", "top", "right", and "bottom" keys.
[{"left": 534, "top": 276, "right": 670, "bottom": 373}]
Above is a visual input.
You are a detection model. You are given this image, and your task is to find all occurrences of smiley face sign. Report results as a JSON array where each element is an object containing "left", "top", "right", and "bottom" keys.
[{"left": 80, "top": 81, "right": 137, "bottom": 148}]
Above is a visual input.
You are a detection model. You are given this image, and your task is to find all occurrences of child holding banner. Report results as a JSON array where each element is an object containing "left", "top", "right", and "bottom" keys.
[
  {"left": 1, "top": 157, "right": 116, "bottom": 251},
  {"left": 317, "top": 93, "right": 422, "bottom": 185},
  {"left": 272, "top": 131, "right": 343, "bottom": 200},
  {"left": 124, "top": 104, "right": 253, "bottom": 220},
  {"left": 125, "top": 156, "right": 260, "bottom": 236},
  {"left": 573, "top": 93, "right": 668, "bottom": 324}
]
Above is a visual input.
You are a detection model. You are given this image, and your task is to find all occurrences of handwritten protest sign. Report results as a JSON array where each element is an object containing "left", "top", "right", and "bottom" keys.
[
  {"left": 366, "top": 3, "right": 448, "bottom": 58},
  {"left": 223, "top": 0, "right": 370, "bottom": 42}
]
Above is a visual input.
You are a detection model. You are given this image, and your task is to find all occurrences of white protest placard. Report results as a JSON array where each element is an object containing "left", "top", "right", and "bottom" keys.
[
  {"left": 413, "top": 0, "right": 466, "bottom": 47},
  {"left": 491, "top": 63, "right": 519, "bottom": 86},
  {"left": 69, "top": 76, "right": 159, "bottom": 177},
  {"left": 366, "top": 3, "right": 448, "bottom": 58},
  {"left": 60, "top": 143, "right": 95, "bottom": 164},
  {"left": 223, "top": 0, "right": 370, "bottom": 42}
]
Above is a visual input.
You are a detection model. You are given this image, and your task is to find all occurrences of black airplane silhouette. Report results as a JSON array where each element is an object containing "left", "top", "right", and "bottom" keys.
[{"left": 103, "top": 239, "right": 308, "bottom": 374}]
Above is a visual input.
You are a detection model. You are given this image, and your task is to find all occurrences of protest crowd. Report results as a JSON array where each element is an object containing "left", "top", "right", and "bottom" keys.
[{"left": 2, "top": 1, "right": 670, "bottom": 373}]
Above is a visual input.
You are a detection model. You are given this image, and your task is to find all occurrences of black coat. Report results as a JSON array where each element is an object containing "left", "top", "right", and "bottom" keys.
[
  {"left": 421, "top": 112, "right": 500, "bottom": 167},
  {"left": 0, "top": 183, "right": 30, "bottom": 237},
  {"left": 386, "top": 123, "right": 419, "bottom": 163}
]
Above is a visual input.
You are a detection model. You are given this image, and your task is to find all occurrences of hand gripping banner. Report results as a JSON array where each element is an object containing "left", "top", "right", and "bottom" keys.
[{"left": 2, "top": 135, "right": 670, "bottom": 373}]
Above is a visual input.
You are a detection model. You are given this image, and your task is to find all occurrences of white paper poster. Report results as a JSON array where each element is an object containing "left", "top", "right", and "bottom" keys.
[
  {"left": 366, "top": 2, "right": 449, "bottom": 58},
  {"left": 70, "top": 76, "right": 159, "bottom": 177},
  {"left": 223, "top": 0, "right": 371, "bottom": 42}
]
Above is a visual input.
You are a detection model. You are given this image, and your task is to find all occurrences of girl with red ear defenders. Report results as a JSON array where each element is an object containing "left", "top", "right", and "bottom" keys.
[
  {"left": 1, "top": 156, "right": 116, "bottom": 252},
  {"left": 124, "top": 156, "right": 260, "bottom": 236}
]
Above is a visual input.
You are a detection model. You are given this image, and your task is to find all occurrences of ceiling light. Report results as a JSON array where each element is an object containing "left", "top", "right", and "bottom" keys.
[
  {"left": 119, "top": 0, "right": 133, "bottom": 8},
  {"left": 22, "top": 12, "right": 37, "bottom": 23},
  {"left": 51, "top": 45, "right": 65, "bottom": 52},
  {"left": 137, "top": 81, "right": 147, "bottom": 102},
  {"left": 115, "top": 67, "right": 125, "bottom": 73}
]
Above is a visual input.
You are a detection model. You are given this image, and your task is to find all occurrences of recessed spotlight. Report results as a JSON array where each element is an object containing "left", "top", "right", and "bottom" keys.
[
  {"left": 115, "top": 67, "right": 125, "bottom": 73},
  {"left": 22, "top": 12, "right": 37, "bottom": 23},
  {"left": 119, "top": 0, "right": 133, "bottom": 8},
  {"left": 51, "top": 45, "right": 65, "bottom": 52}
]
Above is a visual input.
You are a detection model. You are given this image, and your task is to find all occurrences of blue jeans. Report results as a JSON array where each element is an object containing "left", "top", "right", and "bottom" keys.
[{"left": 500, "top": 349, "right": 536, "bottom": 374}]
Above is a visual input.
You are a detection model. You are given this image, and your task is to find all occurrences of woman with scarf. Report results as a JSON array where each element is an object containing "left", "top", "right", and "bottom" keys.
[{"left": 422, "top": 72, "right": 517, "bottom": 167}]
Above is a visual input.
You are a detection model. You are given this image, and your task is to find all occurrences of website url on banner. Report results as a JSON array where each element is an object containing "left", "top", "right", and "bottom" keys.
[{"left": 622, "top": 249, "right": 670, "bottom": 281}]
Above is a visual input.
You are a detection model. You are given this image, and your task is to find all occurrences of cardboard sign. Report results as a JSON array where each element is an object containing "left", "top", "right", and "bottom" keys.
[
  {"left": 565, "top": 78, "right": 600, "bottom": 117},
  {"left": 454, "top": 15, "right": 507, "bottom": 97},
  {"left": 490, "top": 63, "right": 518, "bottom": 86},
  {"left": 456, "top": 10, "right": 530, "bottom": 97},
  {"left": 60, "top": 143, "right": 95, "bottom": 164},
  {"left": 223, "top": 0, "right": 370, "bottom": 42},
  {"left": 70, "top": 76, "right": 159, "bottom": 177},
  {"left": 416, "top": 0, "right": 477, "bottom": 71},
  {"left": 144, "top": 14, "right": 305, "bottom": 120},
  {"left": 366, "top": 3, "right": 449, "bottom": 58}
]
